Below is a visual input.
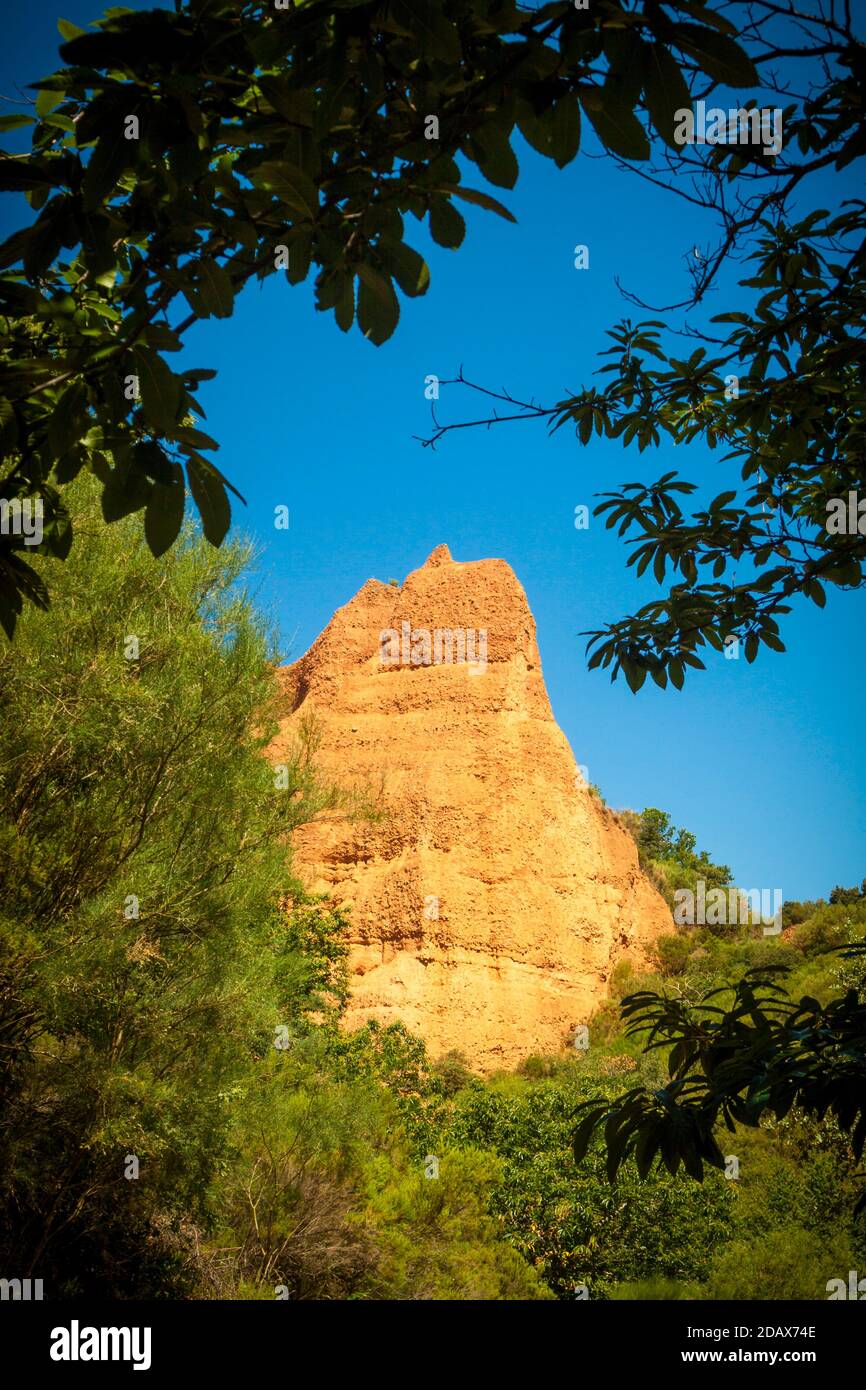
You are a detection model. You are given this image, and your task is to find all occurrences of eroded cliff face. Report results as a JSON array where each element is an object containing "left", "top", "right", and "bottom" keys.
[{"left": 270, "top": 544, "right": 671, "bottom": 1072}]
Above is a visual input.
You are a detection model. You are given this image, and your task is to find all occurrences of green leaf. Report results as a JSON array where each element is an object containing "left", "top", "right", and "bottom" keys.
[
  {"left": 605, "top": 1112, "right": 632, "bottom": 1181},
  {"left": 660, "top": 1130, "right": 682, "bottom": 1176},
  {"left": 357, "top": 266, "right": 400, "bottom": 345},
  {"left": 0, "top": 553, "right": 48, "bottom": 633},
  {"left": 387, "top": 0, "right": 461, "bottom": 62},
  {"left": 573, "top": 1107, "right": 606, "bottom": 1163},
  {"left": 377, "top": 241, "right": 430, "bottom": 297},
  {"left": 0, "top": 115, "right": 36, "bottom": 133},
  {"left": 550, "top": 95, "right": 582, "bottom": 168},
  {"left": 673, "top": 24, "right": 759, "bottom": 86},
  {"left": 47, "top": 381, "right": 88, "bottom": 458},
  {"left": 625, "top": 661, "right": 648, "bottom": 693},
  {"left": 186, "top": 258, "right": 234, "bottom": 318},
  {"left": 429, "top": 199, "right": 465, "bottom": 249},
  {"left": 133, "top": 440, "right": 174, "bottom": 485},
  {"left": 314, "top": 76, "right": 355, "bottom": 139},
  {"left": 22, "top": 198, "right": 68, "bottom": 277},
  {"left": 249, "top": 161, "right": 318, "bottom": 219},
  {"left": 334, "top": 277, "right": 354, "bottom": 333},
  {"left": 57, "top": 18, "right": 86, "bottom": 41},
  {"left": 316, "top": 271, "right": 345, "bottom": 313},
  {"left": 45, "top": 510, "right": 73, "bottom": 561},
  {"left": 635, "top": 1124, "right": 663, "bottom": 1179},
  {"left": 0, "top": 396, "right": 19, "bottom": 454},
  {"left": 446, "top": 185, "right": 517, "bottom": 223},
  {"left": 144, "top": 464, "right": 185, "bottom": 557},
  {"left": 643, "top": 45, "right": 692, "bottom": 150},
  {"left": 42, "top": 112, "right": 75, "bottom": 135},
  {"left": 581, "top": 95, "right": 649, "bottom": 161},
  {"left": 182, "top": 368, "right": 218, "bottom": 387},
  {"left": 187, "top": 455, "right": 230, "bottom": 547},
  {"left": 176, "top": 425, "right": 219, "bottom": 453},
  {"left": 518, "top": 100, "right": 581, "bottom": 168},
  {"left": 188, "top": 452, "right": 245, "bottom": 504},
  {"left": 135, "top": 348, "right": 181, "bottom": 434},
  {"left": 826, "top": 559, "right": 862, "bottom": 587},
  {"left": 35, "top": 86, "right": 65, "bottom": 119},
  {"left": 0, "top": 585, "right": 20, "bottom": 641},
  {"left": 286, "top": 230, "right": 312, "bottom": 286},
  {"left": 0, "top": 158, "right": 57, "bottom": 192},
  {"left": 81, "top": 121, "right": 134, "bottom": 210},
  {"left": 807, "top": 579, "right": 826, "bottom": 608},
  {"left": 471, "top": 125, "right": 519, "bottom": 189},
  {"left": 59, "top": 14, "right": 192, "bottom": 70},
  {"left": 681, "top": 1144, "right": 704, "bottom": 1181},
  {"left": 101, "top": 461, "right": 152, "bottom": 523}
]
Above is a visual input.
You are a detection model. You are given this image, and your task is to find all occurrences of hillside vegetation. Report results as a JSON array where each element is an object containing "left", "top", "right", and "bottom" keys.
[{"left": 1, "top": 493, "right": 862, "bottom": 1299}]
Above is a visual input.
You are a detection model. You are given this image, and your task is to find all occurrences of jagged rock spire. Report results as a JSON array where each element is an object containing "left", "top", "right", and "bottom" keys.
[{"left": 271, "top": 547, "right": 670, "bottom": 1071}]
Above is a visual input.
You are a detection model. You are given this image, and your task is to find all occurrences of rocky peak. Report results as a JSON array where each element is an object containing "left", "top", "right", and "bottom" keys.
[{"left": 271, "top": 546, "right": 671, "bottom": 1071}]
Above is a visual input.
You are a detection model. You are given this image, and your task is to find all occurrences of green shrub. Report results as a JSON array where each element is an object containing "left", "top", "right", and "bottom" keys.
[
  {"left": 700, "top": 1226, "right": 857, "bottom": 1301},
  {"left": 654, "top": 932, "right": 693, "bottom": 976},
  {"left": 610, "top": 1276, "right": 698, "bottom": 1300}
]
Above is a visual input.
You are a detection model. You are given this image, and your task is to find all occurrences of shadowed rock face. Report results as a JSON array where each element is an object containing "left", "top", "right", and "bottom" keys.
[{"left": 271, "top": 544, "right": 671, "bottom": 1072}]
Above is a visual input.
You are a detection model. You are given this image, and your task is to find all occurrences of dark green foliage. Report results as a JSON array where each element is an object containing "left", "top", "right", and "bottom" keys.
[
  {"left": 1, "top": 0, "right": 764, "bottom": 630},
  {"left": 654, "top": 932, "right": 693, "bottom": 977},
  {"left": 0, "top": 481, "right": 549, "bottom": 1300},
  {"left": 432, "top": 1049, "right": 476, "bottom": 1099},
  {"left": 782, "top": 897, "right": 821, "bottom": 928},
  {"left": 0, "top": 478, "right": 343, "bottom": 1294},
  {"left": 437, "top": 901, "right": 866, "bottom": 1300},
  {"left": 1, "top": 469, "right": 861, "bottom": 1298},
  {"left": 448, "top": 1073, "right": 733, "bottom": 1298},
  {"left": 830, "top": 880, "right": 866, "bottom": 906},
  {"left": 574, "top": 227, "right": 866, "bottom": 688},
  {"left": 326, "top": 1019, "right": 445, "bottom": 1158},
  {"left": 420, "top": 10, "right": 866, "bottom": 685},
  {"left": 572, "top": 942, "right": 866, "bottom": 1210},
  {"left": 638, "top": 806, "right": 731, "bottom": 887},
  {"left": 792, "top": 899, "right": 866, "bottom": 955},
  {"left": 618, "top": 805, "right": 732, "bottom": 914}
]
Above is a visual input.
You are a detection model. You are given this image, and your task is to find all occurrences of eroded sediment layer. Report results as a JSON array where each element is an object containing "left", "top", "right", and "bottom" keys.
[{"left": 270, "top": 543, "right": 670, "bottom": 1071}]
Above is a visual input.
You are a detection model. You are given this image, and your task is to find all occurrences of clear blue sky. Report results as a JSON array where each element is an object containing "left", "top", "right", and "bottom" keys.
[{"left": 4, "top": 3, "right": 864, "bottom": 901}]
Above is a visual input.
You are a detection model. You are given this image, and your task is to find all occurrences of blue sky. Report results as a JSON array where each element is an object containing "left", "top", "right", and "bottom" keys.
[{"left": 4, "top": 3, "right": 864, "bottom": 900}]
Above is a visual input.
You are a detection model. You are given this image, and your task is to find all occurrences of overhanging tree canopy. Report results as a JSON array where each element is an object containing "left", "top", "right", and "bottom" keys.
[
  {"left": 416, "top": 2, "right": 866, "bottom": 688},
  {"left": 572, "top": 945, "right": 866, "bottom": 1210},
  {"left": 1, "top": 0, "right": 766, "bottom": 636}
]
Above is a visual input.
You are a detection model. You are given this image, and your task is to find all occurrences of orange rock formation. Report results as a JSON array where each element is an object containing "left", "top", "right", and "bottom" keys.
[{"left": 272, "top": 544, "right": 671, "bottom": 1072}]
